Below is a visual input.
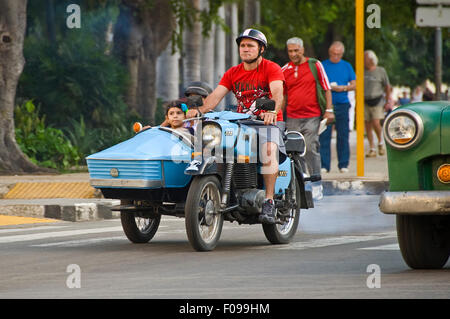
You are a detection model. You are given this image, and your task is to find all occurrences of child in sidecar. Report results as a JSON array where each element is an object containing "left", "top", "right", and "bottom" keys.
[
  {"left": 135, "top": 99, "right": 195, "bottom": 138},
  {"left": 135, "top": 81, "right": 212, "bottom": 133}
]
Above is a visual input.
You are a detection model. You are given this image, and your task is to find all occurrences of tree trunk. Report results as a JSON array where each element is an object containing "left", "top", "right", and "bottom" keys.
[
  {"left": 182, "top": 0, "right": 201, "bottom": 86},
  {"left": 200, "top": 0, "right": 215, "bottom": 87},
  {"left": 114, "top": 0, "right": 174, "bottom": 124},
  {"left": 225, "top": 3, "right": 238, "bottom": 106},
  {"left": 243, "top": 0, "right": 261, "bottom": 28},
  {"left": 157, "top": 40, "right": 180, "bottom": 102},
  {"left": 0, "top": 0, "right": 42, "bottom": 174}
]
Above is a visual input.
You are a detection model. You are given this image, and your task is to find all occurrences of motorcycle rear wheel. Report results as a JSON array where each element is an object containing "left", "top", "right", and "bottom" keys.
[
  {"left": 185, "top": 175, "right": 224, "bottom": 251},
  {"left": 262, "top": 179, "right": 300, "bottom": 244}
]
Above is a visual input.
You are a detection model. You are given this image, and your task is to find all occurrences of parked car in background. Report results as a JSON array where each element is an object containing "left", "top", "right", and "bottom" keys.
[{"left": 379, "top": 101, "right": 450, "bottom": 269}]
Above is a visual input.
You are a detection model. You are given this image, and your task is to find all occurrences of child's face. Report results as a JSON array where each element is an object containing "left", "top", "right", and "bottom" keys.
[{"left": 166, "top": 107, "right": 185, "bottom": 128}]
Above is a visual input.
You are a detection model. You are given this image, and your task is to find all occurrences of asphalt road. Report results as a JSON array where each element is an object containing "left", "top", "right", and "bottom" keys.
[{"left": 0, "top": 195, "right": 449, "bottom": 300}]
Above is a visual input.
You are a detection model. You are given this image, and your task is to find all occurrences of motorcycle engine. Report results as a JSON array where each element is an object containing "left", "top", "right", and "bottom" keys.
[{"left": 237, "top": 189, "right": 265, "bottom": 214}]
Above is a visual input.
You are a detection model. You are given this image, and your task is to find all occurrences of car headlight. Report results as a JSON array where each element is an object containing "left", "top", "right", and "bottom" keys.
[
  {"left": 202, "top": 123, "right": 222, "bottom": 148},
  {"left": 383, "top": 109, "right": 424, "bottom": 150}
]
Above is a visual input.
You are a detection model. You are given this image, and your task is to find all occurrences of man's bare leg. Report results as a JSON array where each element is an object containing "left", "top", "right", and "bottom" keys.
[{"left": 261, "top": 142, "right": 279, "bottom": 199}]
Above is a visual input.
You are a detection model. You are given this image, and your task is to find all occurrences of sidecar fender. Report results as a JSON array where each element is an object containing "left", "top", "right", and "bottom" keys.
[{"left": 184, "top": 156, "right": 220, "bottom": 176}]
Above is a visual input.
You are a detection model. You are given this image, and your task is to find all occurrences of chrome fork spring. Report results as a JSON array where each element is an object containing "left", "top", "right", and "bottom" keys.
[{"left": 221, "top": 163, "right": 234, "bottom": 206}]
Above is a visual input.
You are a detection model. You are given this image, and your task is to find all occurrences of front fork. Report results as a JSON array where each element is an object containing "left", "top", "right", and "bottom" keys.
[{"left": 221, "top": 163, "right": 234, "bottom": 207}]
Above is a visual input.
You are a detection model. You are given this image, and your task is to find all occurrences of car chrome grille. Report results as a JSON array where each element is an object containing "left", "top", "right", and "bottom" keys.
[{"left": 87, "top": 159, "right": 162, "bottom": 180}]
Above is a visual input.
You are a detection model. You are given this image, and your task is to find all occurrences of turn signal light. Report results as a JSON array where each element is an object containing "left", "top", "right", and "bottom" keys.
[
  {"left": 133, "top": 122, "right": 142, "bottom": 133},
  {"left": 237, "top": 155, "right": 250, "bottom": 163},
  {"left": 437, "top": 164, "right": 450, "bottom": 184},
  {"left": 392, "top": 137, "right": 413, "bottom": 144},
  {"left": 191, "top": 152, "right": 202, "bottom": 159}
]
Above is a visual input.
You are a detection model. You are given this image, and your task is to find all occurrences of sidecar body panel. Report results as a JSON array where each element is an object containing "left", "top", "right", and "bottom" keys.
[{"left": 87, "top": 128, "right": 192, "bottom": 189}]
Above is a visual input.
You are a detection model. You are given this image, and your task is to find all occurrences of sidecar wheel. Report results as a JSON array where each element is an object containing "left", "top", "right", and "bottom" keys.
[
  {"left": 262, "top": 180, "right": 301, "bottom": 244},
  {"left": 120, "top": 211, "right": 161, "bottom": 244},
  {"left": 185, "top": 176, "right": 224, "bottom": 251}
]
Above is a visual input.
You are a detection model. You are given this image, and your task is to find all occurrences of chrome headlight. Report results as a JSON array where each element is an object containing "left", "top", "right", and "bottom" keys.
[
  {"left": 202, "top": 123, "right": 222, "bottom": 148},
  {"left": 383, "top": 109, "right": 424, "bottom": 150}
]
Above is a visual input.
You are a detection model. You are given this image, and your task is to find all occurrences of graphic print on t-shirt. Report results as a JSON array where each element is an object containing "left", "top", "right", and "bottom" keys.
[{"left": 234, "top": 84, "right": 270, "bottom": 116}]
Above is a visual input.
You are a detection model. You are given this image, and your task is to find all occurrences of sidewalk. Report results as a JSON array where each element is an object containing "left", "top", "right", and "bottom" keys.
[{"left": 0, "top": 130, "right": 389, "bottom": 222}]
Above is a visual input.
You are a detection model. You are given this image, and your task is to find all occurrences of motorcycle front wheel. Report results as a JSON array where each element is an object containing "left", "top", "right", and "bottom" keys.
[
  {"left": 262, "top": 179, "right": 301, "bottom": 244},
  {"left": 185, "top": 175, "right": 224, "bottom": 251}
]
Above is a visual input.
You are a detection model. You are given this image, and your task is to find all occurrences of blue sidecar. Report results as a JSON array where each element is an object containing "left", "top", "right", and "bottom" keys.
[{"left": 87, "top": 110, "right": 316, "bottom": 251}]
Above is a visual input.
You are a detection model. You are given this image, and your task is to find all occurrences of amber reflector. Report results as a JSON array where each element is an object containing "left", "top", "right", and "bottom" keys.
[
  {"left": 392, "top": 137, "right": 412, "bottom": 144},
  {"left": 437, "top": 164, "right": 450, "bottom": 184},
  {"left": 133, "top": 122, "right": 142, "bottom": 133}
]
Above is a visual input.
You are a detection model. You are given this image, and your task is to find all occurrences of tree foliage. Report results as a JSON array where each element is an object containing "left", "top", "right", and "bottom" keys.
[{"left": 258, "top": 0, "right": 448, "bottom": 88}]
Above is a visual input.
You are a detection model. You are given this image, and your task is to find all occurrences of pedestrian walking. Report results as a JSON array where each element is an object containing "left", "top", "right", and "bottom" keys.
[
  {"left": 364, "top": 50, "right": 391, "bottom": 157},
  {"left": 319, "top": 41, "right": 356, "bottom": 173},
  {"left": 411, "top": 86, "right": 423, "bottom": 103},
  {"left": 282, "top": 37, "right": 333, "bottom": 200}
]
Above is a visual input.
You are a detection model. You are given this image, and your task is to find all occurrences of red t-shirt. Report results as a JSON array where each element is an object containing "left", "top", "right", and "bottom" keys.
[
  {"left": 219, "top": 58, "right": 285, "bottom": 121},
  {"left": 281, "top": 58, "right": 331, "bottom": 118}
]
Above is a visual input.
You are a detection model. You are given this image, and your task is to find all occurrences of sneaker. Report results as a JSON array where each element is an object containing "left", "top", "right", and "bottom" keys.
[
  {"left": 378, "top": 144, "right": 385, "bottom": 156},
  {"left": 258, "top": 199, "right": 276, "bottom": 224},
  {"left": 320, "top": 168, "right": 329, "bottom": 174},
  {"left": 339, "top": 167, "right": 349, "bottom": 173},
  {"left": 311, "top": 184, "right": 323, "bottom": 201},
  {"left": 365, "top": 149, "right": 377, "bottom": 158}
]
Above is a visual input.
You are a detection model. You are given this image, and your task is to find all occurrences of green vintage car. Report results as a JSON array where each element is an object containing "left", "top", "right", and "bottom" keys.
[{"left": 379, "top": 101, "right": 450, "bottom": 269}]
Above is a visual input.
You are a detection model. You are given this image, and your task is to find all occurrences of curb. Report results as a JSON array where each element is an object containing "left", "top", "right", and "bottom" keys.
[
  {"left": 0, "top": 199, "right": 121, "bottom": 222},
  {"left": 323, "top": 180, "right": 389, "bottom": 195}
]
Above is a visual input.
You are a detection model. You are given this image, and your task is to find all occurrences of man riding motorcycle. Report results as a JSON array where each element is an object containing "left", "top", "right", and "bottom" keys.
[{"left": 186, "top": 29, "right": 286, "bottom": 224}]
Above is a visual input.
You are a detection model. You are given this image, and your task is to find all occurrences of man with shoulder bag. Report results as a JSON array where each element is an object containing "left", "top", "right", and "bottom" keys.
[
  {"left": 281, "top": 37, "right": 333, "bottom": 200},
  {"left": 364, "top": 50, "right": 392, "bottom": 157}
]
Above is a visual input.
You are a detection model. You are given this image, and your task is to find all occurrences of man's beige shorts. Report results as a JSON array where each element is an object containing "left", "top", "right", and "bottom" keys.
[{"left": 364, "top": 104, "right": 385, "bottom": 121}]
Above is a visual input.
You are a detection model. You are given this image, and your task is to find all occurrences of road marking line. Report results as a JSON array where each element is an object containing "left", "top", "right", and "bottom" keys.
[
  {"left": 0, "top": 225, "right": 68, "bottom": 234},
  {"left": 358, "top": 243, "right": 399, "bottom": 250},
  {"left": 31, "top": 236, "right": 126, "bottom": 247},
  {"left": 0, "top": 226, "right": 123, "bottom": 244},
  {"left": 252, "top": 232, "right": 397, "bottom": 250},
  {"left": 31, "top": 230, "right": 186, "bottom": 248}
]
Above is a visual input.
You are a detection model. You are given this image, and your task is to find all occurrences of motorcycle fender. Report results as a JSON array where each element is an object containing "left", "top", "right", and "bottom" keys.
[{"left": 294, "top": 165, "right": 314, "bottom": 209}]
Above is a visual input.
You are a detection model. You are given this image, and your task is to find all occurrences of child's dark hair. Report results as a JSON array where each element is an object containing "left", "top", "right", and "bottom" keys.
[{"left": 165, "top": 98, "right": 189, "bottom": 116}]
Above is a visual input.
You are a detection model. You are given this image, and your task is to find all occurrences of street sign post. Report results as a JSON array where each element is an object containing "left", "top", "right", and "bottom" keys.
[
  {"left": 416, "top": 0, "right": 450, "bottom": 4},
  {"left": 416, "top": 6, "right": 450, "bottom": 27},
  {"left": 416, "top": 1, "right": 449, "bottom": 100}
]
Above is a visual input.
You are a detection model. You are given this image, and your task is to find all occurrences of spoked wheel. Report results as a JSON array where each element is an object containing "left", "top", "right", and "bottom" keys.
[
  {"left": 262, "top": 179, "right": 301, "bottom": 244},
  {"left": 185, "top": 176, "right": 224, "bottom": 251},
  {"left": 120, "top": 207, "right": 161, "bottom": 243}
]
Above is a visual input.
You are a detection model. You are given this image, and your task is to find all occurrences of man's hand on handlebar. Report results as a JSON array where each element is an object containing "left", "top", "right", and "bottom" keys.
[
  {"left": 186, "top": 108, "right": 201, "bottom": 119},
  {"left": 260, "top": 111, "right": 277, "bottom": 125}
]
